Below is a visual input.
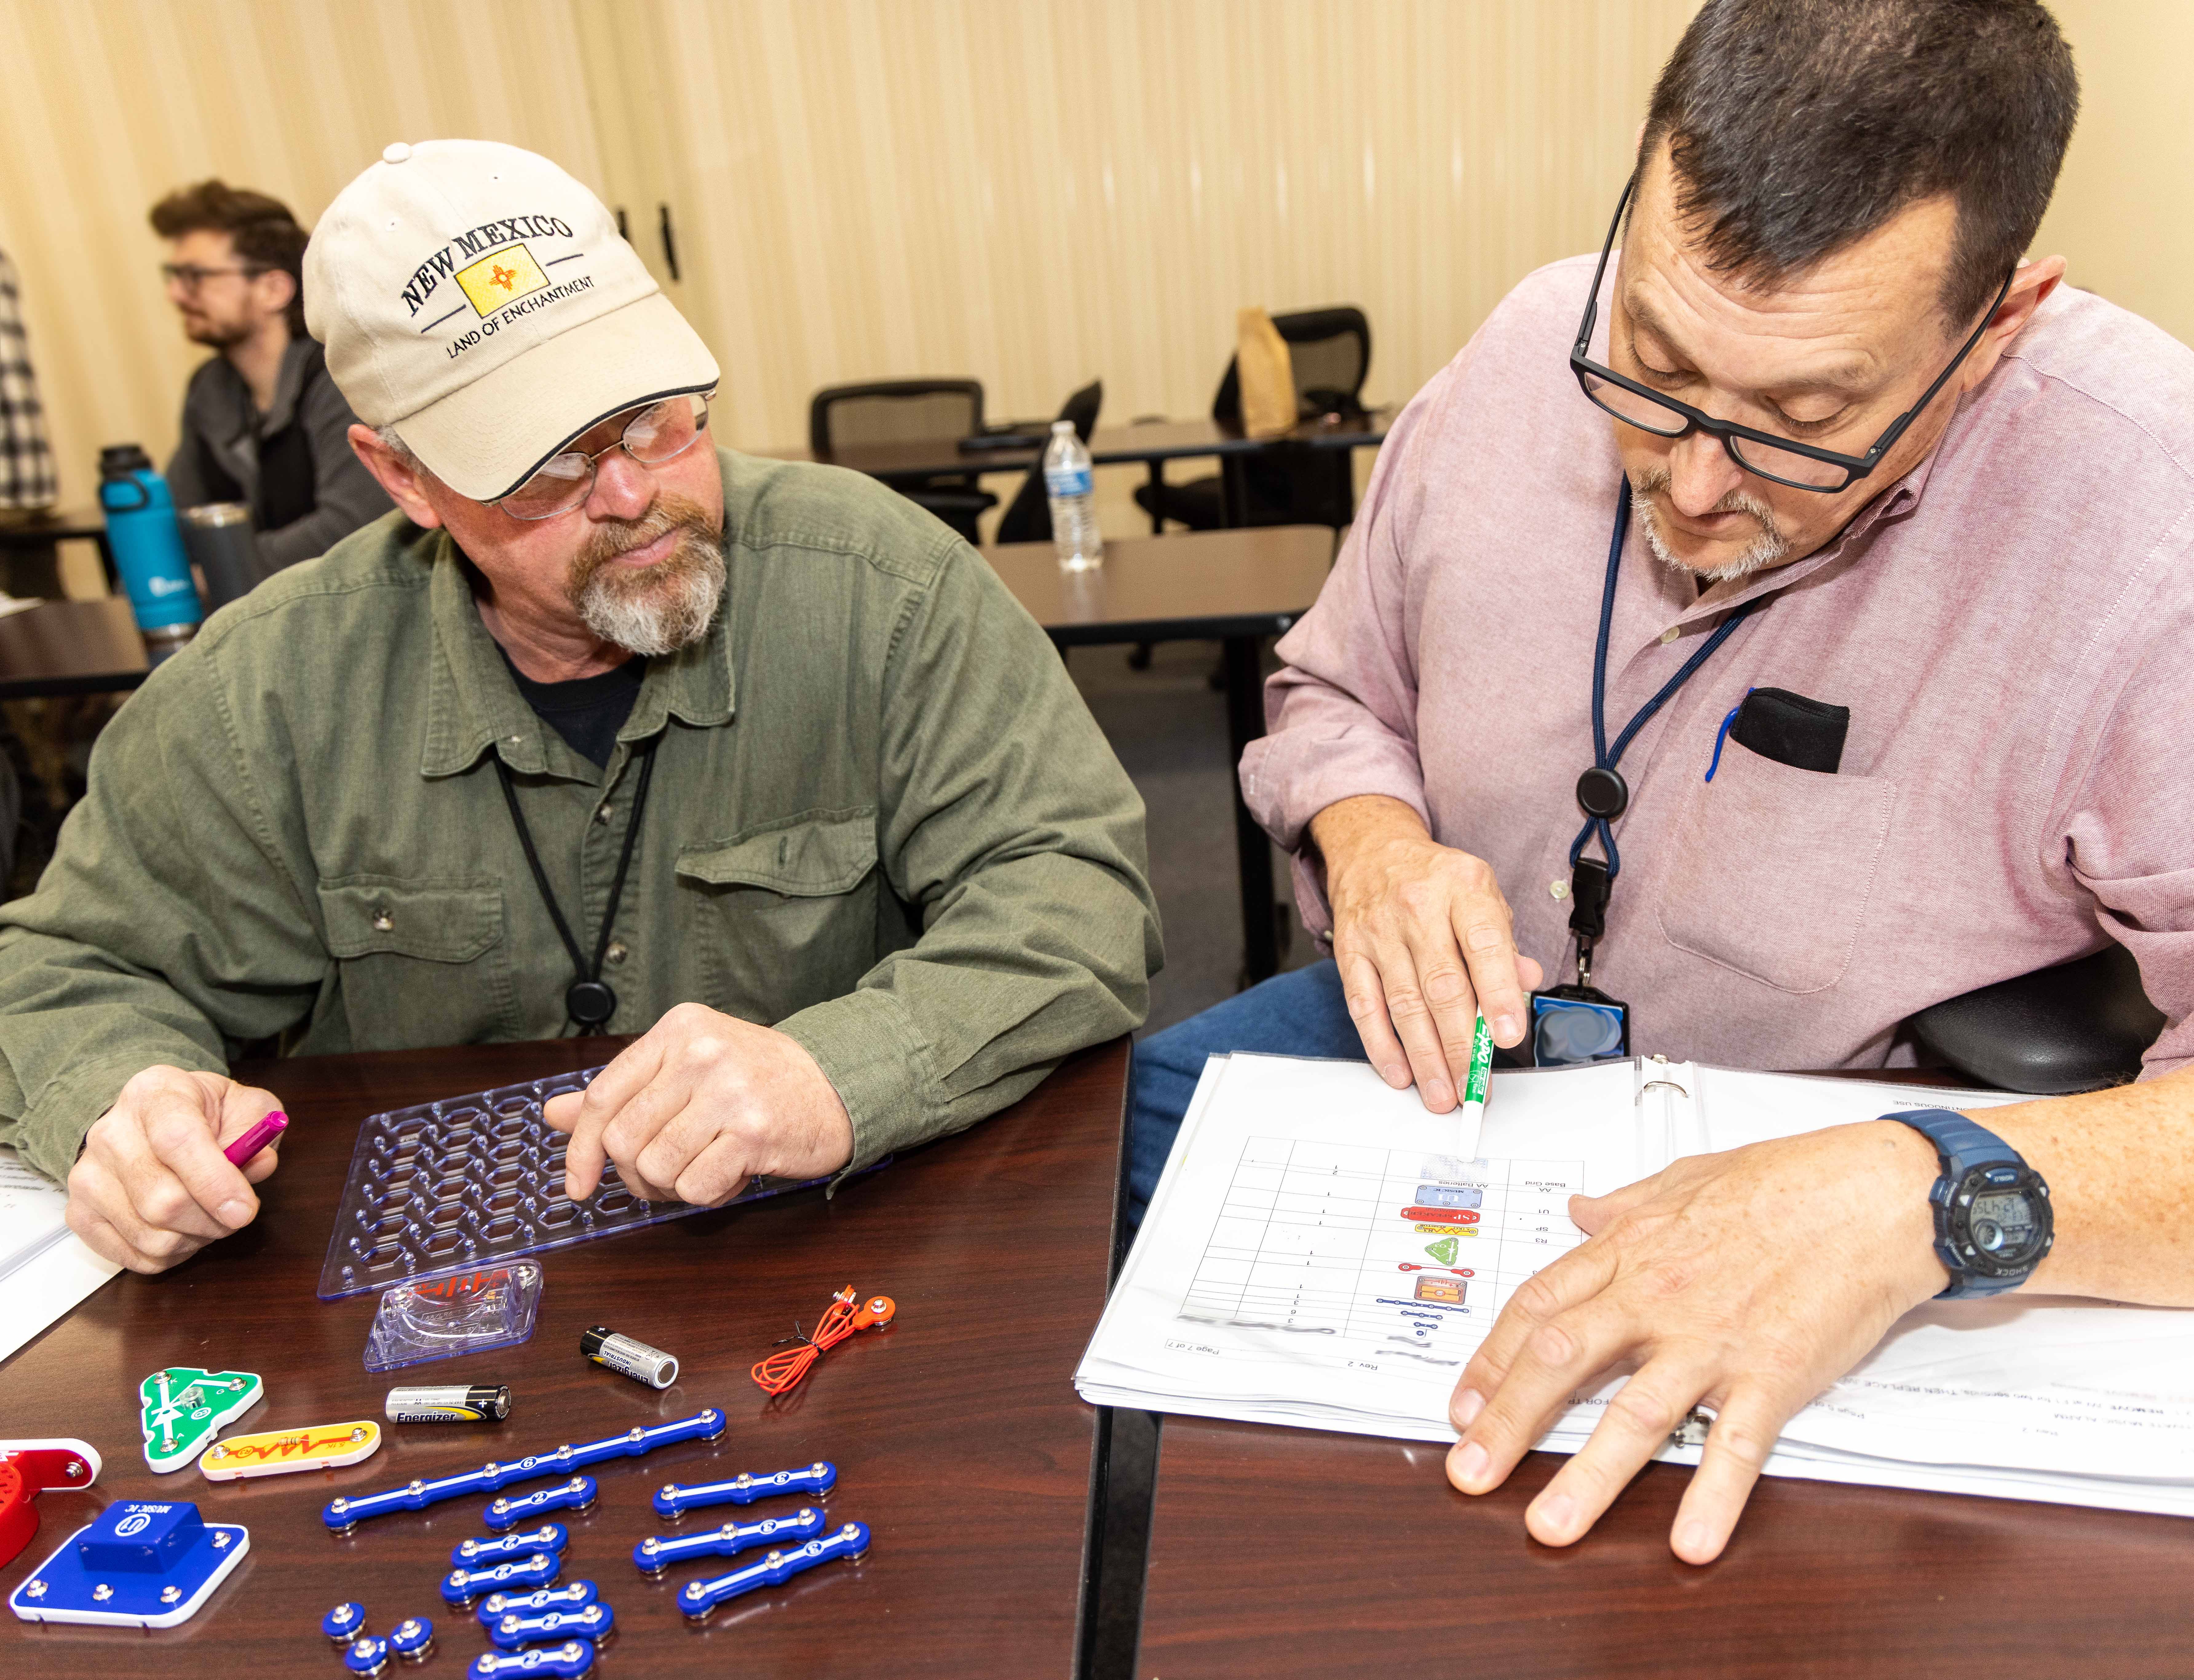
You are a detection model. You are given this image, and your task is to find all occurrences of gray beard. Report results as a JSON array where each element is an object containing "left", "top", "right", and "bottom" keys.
[
  {"left": 573, "top": 541, "right": 725, "bottom": 656},
  {"left": 1630, "top": 469, "right": 1791, "bottom": 583}
]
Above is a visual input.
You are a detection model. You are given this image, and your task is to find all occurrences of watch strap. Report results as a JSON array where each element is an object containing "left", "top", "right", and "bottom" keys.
[{"left": 1883, "top": 1107, "right": 2020, "bottom": 1177}]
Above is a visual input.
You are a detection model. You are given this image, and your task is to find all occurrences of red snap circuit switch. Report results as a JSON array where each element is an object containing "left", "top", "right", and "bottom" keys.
[{"left": 0, "top": 1439, "right": 101, "bottom": 1568}]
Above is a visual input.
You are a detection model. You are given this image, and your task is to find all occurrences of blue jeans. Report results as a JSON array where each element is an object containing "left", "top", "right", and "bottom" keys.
[{"left": 1127, "top": 959, "right": 1365, "bottom": 1230}]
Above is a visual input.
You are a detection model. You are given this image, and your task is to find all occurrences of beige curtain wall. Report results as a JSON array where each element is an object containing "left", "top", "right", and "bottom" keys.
[{"left": 0, "top": 0, "right": 2179, "bottom": 561}]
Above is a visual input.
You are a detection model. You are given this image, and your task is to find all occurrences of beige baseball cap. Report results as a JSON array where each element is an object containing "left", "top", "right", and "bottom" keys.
[{"left": 305, "top": 139, "right": 719, "bottom": 502}]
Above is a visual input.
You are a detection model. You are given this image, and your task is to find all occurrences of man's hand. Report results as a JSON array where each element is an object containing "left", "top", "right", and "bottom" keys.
[
  {"left": 543, "top": 1004, "right": 854, "bottom": 1205},
  {"left": 1443, "top": 1121, "right": 1946, "bottom": 1562},
  {"left": 1310, "top": 795, "right": 1544, "bottom": 1110},
  {"left": 66, "top": 1066, "right": 285, "bottom": 1274}
]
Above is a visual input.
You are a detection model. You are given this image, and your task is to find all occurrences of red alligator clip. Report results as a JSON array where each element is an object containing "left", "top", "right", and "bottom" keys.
[{"left": 0, "top": 1439, "right": 101, "bottom": 1568}]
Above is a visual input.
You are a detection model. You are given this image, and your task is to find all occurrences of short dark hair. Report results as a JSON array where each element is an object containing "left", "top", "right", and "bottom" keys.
[
  {"left": 149, "top": 180, "right": 310, "bottom": 337},
  {"left": 1640, "top": 0, "right": 2079, "bottom": 327}
]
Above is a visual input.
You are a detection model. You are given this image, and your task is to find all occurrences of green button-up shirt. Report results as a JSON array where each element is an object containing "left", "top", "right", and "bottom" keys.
[{"left": 0, "top": 448, "right": 1162, "bottom": 1183}]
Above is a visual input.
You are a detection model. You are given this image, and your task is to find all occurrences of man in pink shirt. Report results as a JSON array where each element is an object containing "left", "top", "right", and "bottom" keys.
[{"left": 1132, "top": 0, "right": 2194, "bottom": 1561}]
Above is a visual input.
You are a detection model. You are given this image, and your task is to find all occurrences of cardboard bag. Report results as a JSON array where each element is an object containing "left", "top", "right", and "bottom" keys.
[{"left": 1236, "top": 307, "right": 1296, "bottom": 438}]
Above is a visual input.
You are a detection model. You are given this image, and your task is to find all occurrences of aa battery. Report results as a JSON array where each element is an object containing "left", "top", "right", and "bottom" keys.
[
  {"left": 581, "top": 1325, "right": 679, "bottom": 1389},
  {"left": 384, "top": 1384, "right": 511, "bottom": 1424}
]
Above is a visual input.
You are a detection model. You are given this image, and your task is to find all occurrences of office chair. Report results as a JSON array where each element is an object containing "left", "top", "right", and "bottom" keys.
[
  {"left": 808, "top": 379, "right": 996, "bottom": 542},
  {"left": 1134, "top": 306, "right": 1371, "bottom": 533},
  {"left": 992, "top": 380, "right": 1103, "bottom": 547},
  {"left": 1907, "top": 942, "right": 2165, "bottom": 1094}
]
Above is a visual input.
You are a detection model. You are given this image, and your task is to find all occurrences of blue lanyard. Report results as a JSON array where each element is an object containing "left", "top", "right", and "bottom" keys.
[{"left": 1569, "top": 478, "right": 1764, "bottom": 883}]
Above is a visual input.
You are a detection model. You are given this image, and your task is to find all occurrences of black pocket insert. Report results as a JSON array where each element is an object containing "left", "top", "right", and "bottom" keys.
[{"left": 1729, "top": 687, "right": 1849, "bottom": 775}]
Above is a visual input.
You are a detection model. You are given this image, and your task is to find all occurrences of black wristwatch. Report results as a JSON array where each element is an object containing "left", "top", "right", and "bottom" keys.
[{"left": 1882, "top": 1108, "right": 2054, "bottom": 1298}]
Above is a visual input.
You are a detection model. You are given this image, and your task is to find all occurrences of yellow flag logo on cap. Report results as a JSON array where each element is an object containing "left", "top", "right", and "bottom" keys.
[{"left": 455, "top": 242, "right": 550, "bottom": 317}]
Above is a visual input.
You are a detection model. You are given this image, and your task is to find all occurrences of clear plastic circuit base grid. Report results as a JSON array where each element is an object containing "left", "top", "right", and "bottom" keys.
[{"left": 318, "top": 1066, "right": 861, "bottom": 1301}]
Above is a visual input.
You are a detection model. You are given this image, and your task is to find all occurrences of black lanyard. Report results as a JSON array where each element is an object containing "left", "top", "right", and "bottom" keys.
[
  {"left": 493, "top": 733, "right": 661, "bottom": 1032},
  {"left": 1564, "top": 479, "right": 1764, "bottom": 983}
]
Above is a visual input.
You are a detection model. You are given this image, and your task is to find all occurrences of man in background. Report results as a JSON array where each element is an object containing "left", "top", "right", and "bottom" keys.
[{"left": 151, "top": 181, "right": 390, "bottom": 583}]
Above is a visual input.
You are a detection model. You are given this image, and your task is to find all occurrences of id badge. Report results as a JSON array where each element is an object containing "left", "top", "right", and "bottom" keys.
[{"left": 1528, "top": 984, "right": 1631, "bottom": 1067}]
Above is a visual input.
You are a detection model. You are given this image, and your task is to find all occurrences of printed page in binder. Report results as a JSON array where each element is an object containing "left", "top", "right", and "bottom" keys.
[
  {"left": 1080, "top": 1051, "right": 1645, "bottom": 1440},
  {"left": 1178, "top": 1138, "right": 1583, "bottom": 1375}
]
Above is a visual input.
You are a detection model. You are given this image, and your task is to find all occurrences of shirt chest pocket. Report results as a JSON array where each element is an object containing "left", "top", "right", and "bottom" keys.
[
  {"left": 317, "top": 875, "right": 519, "bottom": 1047},
  {"left": 675, "top": 808, "right": 884, "bottom": 1021},
  {"left": 1652, "top": 741, "right": 1896, "bottom": 994}
]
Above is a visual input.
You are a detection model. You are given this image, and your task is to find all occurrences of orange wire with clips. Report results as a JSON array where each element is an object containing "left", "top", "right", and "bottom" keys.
[{"left": 750, "top": 1286, "right": 897, "bottom": 1397}]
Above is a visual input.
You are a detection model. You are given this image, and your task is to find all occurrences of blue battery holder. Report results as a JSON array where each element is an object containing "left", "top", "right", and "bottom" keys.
[{"left": 9, "top": 1500, "right": 248, "bottom": 1627}]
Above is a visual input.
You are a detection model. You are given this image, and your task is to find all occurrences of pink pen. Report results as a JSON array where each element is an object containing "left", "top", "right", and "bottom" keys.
[{"left": 223, "top": 1111, "right": 288, "bottom": 1167}]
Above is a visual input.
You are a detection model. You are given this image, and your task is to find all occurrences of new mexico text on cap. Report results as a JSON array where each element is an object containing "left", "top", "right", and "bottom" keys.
[{"left": 305, "top": 139, "right": 718, "bottom": 503}]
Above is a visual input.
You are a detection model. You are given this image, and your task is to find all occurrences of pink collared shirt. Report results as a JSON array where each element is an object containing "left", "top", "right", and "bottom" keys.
[{"left": 1242, "top": 257, "right": 2194, "bottom": 1074}]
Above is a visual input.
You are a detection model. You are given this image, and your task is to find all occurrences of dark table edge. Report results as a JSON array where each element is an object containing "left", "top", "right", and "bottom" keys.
[
  {"left": 1073, "top": 1038, "right": 1137, "bottom": 1680},
  {"left": 1044, "top": 610, "right": 1305, "bottom": 648},
  {"left": 0, "top": 668, "right": 148, "bottom": 701}
]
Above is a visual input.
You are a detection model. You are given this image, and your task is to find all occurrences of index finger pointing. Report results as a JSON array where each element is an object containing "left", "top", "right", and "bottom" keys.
[{"left": 561, "top": 1033, "right": 668, "bottom": 1200}]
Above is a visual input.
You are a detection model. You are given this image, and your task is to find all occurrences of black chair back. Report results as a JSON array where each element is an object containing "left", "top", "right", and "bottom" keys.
[
  {"left": 1209, "top": 307, "right": 1372, "bottom": 427},
  {"left": 1907, "top": 943, "right": 2164, "bottom": 1094},
  {"left": 809, "top": 380, "right": 985, "bottom": 458},
  {"left": 994, "top": 380, "right": 1103, "bottom": 547}
]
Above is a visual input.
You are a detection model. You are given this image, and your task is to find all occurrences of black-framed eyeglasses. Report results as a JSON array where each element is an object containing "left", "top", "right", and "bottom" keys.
[
  {"left": 495, "top": 389, "right": 716, "bottom": 521},
  {"left": 1570, "top": 178, "right": 2014, "bottom": 493},
  {"left": 160, "top": 263, "right": 270, "bottom": 292}
]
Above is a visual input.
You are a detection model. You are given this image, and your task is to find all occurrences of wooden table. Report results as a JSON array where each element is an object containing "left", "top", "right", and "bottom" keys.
[
  {"left": 785, "top": 413, "right": 1390, "bottom": 533},
  {"left": 0, "top": 597, "right": 150, "bottom": 700},
  {"left": 0, "top": 509, "right": 115, "bottom": 588},
  {"left": 984, "top": 527, "right": 1335, "bottom": 987},
  {"left": 1131, "top": 1070, "right": 2194, "bottom": 1679},
  {"left": 0, "top": 1035, "right": 1131, "bottom": 1678}
]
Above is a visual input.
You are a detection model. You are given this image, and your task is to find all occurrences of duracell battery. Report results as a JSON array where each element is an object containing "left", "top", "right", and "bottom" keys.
[
  {"left": 581, "top": 1324, "right": 679, "bottom": 1389},
  {"left": 384, "top": 1384, "right": 511, "bottom": 1424}
]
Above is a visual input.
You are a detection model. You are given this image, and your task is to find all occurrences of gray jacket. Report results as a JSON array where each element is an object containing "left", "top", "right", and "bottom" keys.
[{"left": 166, "top": 336, "right": 394, "bottom": 584}]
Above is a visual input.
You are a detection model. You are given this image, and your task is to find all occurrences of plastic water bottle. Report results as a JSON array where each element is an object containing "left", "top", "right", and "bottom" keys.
[
  {"left": 98, "top": 444, "right": 202, "bottom": 658},
  {"left": 1043, "top": 420, "right": 1103, "bottom": 571}
]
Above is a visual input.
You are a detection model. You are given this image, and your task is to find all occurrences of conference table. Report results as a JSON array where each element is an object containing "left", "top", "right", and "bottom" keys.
[
  {"left": 0, "top": 1034, "right": 1131, "bottom": 1679},
  {"left": 0, "top": 509, "right": 114, "bottom": 588},
  {"left": 0, "top": 596, "right": 149, "bottom": 700},
  {"left": 792, "top": 411, "right": 1391, "bottom": 531},
  {"left": 1126, "top": 1068, "right": 2194, "bottom": 1680},
  {"left": 983, "top": 525, "right": 1336, "bottom": 987}
]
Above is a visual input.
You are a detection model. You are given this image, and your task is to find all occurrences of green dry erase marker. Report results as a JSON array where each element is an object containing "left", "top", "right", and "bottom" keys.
[{"left": 1462, "top": 1008, "right": 1493, "bottom": 1135}]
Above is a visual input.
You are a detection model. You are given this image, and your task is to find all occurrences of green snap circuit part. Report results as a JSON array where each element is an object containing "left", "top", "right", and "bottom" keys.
[{"left": 138, "top": 1368, "right": 264, "bottom": 1473}]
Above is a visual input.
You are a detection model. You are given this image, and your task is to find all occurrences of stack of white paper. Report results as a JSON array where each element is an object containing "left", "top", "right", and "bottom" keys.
[
  {"left": 0, "top": 1147, "right": 122, "bottom": 1363},
  {"left": 1076, "top": 1054, "right": 2194, "bottom": 1518}
]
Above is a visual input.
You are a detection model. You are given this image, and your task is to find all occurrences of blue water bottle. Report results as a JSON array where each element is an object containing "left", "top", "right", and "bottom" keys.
[{"left": 98, "top": 444, "right": 203, "bottom": 658}]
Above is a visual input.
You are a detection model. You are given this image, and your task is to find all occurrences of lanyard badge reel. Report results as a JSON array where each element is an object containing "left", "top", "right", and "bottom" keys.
[{"left": 1530, "top": 850, "right": 1630, "bottom": 1067}]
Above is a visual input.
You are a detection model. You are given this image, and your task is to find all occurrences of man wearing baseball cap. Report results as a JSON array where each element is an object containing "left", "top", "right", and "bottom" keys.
[{"left": 0, "top": 140, "right": 1162, "bottom": 1273}]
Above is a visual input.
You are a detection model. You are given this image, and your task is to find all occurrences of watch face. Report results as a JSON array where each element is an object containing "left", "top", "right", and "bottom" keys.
[{"left": 1951, "top": 1169, "right": 2053, "bottom": 1276}]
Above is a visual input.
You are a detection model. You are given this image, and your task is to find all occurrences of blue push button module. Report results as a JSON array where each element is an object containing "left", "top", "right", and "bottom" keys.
[{"left": 9, "top": 1500, "right": 249, "bottom": 1627}]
